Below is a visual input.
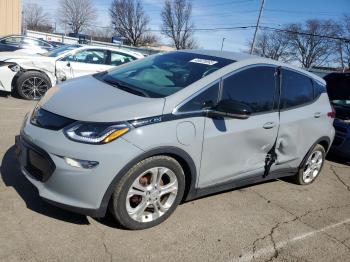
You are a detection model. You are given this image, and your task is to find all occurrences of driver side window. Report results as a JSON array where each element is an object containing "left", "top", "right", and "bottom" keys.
[
  {"left": 177, "top": 82, "right": 220, "bottom": 113},
  {"left": 63, "top": 49, "right": 107, "bottom": 64}
]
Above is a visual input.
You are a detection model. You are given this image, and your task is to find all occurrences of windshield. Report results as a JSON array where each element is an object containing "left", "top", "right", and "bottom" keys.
[
  {"left": 332, "top": 100, "right": 350, "bottom": 106},
  {"left": 42, "top": 44, "right": 81, "bottom": 57},
  {"left": 98, "top": 51, "right": 234, "bottom": 98}
]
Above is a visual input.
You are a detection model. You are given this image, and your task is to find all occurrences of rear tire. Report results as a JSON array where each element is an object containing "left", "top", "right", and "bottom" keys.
[
  {"left": 110, "top": 156, "right": 185, "bottom": 230},
  {"left": 293, "top": 144, "right": 326, "bottom": 185},
  {"left": 16, "top": 71, "right": 51, "bottom": 100}
]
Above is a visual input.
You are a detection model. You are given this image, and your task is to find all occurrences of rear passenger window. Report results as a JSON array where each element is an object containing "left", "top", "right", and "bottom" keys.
[
  {"left": 313, "top": 81, "right": 327, "bottom": 99},
  {"left": 178, "top": 82, "right": 219, "bottom": 112},
  {"left": 110, "top": 52, "right": 136, "bottom": 66},
  {"left": 281, "top": 70, "right": 314, "bottom": 109},
  {"left": 221, "top": 66, "right": 276, "bottom": 113}
]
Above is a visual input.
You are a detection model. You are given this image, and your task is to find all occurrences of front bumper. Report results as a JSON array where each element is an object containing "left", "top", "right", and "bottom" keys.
[
  {"left": 16, "top": 116, "right": 144, "bottom": 216},
  {"left": 0, "top": 65, "right": 16, "bottom": 92}
]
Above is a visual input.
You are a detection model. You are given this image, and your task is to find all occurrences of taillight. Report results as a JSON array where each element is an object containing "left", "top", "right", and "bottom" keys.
[{"left": 327, "top": 105, "right": 336, "bottom": 118}]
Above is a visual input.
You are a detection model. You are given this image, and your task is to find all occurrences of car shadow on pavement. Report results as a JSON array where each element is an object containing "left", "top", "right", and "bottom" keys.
[
  {"left": 0, "top": 145, "right": 90, "bottom": 225},
  {"left": 326, "top": 153, "right": 350, "bottom": 166}
]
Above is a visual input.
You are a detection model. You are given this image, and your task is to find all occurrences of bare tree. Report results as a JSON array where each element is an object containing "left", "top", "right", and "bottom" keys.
[
  {"left": 58, "top": 0, "right": 97, "bottom": 35},
  {"left": 161, "top": 0, "right": 197, "bottom": 49},
  {"left": 24, "top": 3, "right": 50, "bottom": 31},
  {"left": 286, "top": 19, "right": 338, "bottom": 68},
  {"left": 109, "top": 0, "right": 150, "bottom": 46},
  {"left": 251, "top": 30, "right": 290, "bottom": 61},
  {"left": 337, "top": 15, "right": 350, "bottom": 70},
  {"left": 139, "top": 33, "right": 159, "bottom": 46}
]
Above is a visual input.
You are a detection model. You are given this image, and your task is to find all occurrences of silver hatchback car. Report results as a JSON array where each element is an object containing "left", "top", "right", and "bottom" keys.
[{"left": 15, "top": 50, "right": 335, "bottom": 229}]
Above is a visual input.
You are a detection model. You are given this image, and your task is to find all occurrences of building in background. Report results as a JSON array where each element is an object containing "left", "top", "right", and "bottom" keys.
[{"left": 0, "top": 0, "right": 22, "bottom": 36}]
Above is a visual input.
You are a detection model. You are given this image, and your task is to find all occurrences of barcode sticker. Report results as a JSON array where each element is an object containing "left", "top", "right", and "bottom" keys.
[{"left": 190, "top": 58, "right": 218, "bottom": 65}]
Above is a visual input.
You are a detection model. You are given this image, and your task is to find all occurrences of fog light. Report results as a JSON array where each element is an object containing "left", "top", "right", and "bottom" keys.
[{"left": 63, "top": 157, "right": 99, "bottom": 169}]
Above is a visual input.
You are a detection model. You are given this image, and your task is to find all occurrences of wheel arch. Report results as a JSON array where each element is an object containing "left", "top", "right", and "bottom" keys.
[
  {"left": 299, "top": 136, "right": 331, "bottom": 169},
  {"left": 97, "top": 146, "right": 198, "bottom": 217},
  {"left": 12, "top": 69, "right": 55, "bottom": 90}
]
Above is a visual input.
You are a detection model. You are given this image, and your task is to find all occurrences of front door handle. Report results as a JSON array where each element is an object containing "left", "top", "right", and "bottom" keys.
[
  {"left": 314, "top": 112, "right": 321, "bottom": 118},
  {"left": 263, "top": 122, "right": 276, "bottom": 129}
]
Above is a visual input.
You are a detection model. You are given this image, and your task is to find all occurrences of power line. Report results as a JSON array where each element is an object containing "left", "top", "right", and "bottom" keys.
[{"left": 261, "top": 26, "right": 350, "bottom": 42}]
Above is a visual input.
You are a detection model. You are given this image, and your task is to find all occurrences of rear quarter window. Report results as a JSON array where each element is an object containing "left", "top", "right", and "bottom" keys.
[{"left": 313, "top": 81, "right": 327, "bottom": 99}]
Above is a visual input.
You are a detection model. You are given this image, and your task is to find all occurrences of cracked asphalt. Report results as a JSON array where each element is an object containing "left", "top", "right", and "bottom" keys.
[{"left": 0, "top": 96, "right": 349, "bottom": 262}]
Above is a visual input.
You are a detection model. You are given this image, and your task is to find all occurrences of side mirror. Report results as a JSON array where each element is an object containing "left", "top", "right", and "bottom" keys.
[{"left": 207, "top": 99, "right": 252, "bottom": 119}]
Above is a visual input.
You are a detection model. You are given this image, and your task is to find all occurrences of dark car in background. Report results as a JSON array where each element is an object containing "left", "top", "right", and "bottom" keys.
[
  {"left": 48, "top": 41, "right": 66, "bottom": 48},
  {"left": 324, "top": 72, "right": 350, "bottom": 159},
  {"left": 0, "top": 35, "right": 54, "bottom": 54}
]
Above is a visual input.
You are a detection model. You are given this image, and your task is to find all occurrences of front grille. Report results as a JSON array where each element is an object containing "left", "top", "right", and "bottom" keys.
[
  {"left": 30, "top": 107, "right": 75, "bottom": 130},
  {"left": 334, "top": 125, "right": 348, "bottom": 134},
  {"left": 21, "top": 137, "right": 56, "bottom": 182}
]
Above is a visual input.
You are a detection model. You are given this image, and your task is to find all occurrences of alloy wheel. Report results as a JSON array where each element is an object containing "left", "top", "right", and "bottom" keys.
[
  {"left": 302, "top": 150, "right": 323, "bottom": 183},
  {"left": 20, "top": 77, "right": 49, "bottom": 100},
  {"left": 126, "top": 167, "right": 178, "bottom": 223}
]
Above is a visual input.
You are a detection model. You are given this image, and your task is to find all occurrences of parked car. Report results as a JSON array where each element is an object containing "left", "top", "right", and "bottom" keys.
[
  {"left": 48, "top": 41, "right": 66, "bottom": 48},
  {"left": 0, "top": 35, "right": 55, "bottom": 54},
  {"left": 0, "top": 43, "right": 21, "bottom": 52},
  {"left": 324, "top": 72, "right": 350, "bottom": 159},
  {"left": 0, "top": 45, "right": 144, "bottom": 100},
  {"left": 15, "top": 50, "right": 335, "bottom": 229}
]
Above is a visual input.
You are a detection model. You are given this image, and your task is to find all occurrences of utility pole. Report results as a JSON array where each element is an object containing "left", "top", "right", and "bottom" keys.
[
  {"left": 250, "top": 0, "right": 265, "bottom": 54},
  {"left": 221, "top": 37, "right": 225, "bottom": 51}
]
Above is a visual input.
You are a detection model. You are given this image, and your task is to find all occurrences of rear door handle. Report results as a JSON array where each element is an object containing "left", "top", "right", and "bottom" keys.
[
  {"left": 314, "top": 112, "right": 321, "bottom": 118},
  {"left": 263, "top": 122, "right": 276, "bottom": 129}
]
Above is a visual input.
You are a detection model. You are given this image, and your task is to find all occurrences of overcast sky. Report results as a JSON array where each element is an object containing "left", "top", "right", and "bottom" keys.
[{"left": 23, "top": 0, "right": 350, "bottom": 51}]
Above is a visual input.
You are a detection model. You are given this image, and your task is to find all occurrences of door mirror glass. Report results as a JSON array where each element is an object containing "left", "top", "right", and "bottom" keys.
[{"left": 208, "top": 99, "right": 252, "bottom": 119}]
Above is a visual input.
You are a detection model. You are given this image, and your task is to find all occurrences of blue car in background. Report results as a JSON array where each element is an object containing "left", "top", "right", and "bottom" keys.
[
  {"left": 0, "top": 35, "right": 55, "bottom": 54},
  {"left": 324, "top": 73, "right": 350, "bottom": 159}
]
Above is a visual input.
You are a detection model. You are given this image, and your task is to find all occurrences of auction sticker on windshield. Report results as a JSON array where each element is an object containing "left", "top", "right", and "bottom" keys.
[{"left": 190, "top": 58, "right": 218, "bottom": 65}]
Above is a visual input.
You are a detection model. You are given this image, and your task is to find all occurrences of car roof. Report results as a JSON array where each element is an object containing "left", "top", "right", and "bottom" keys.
[
  {"left": 179, "top": 49, "right": 255, "bottom": 61},
  {"left": 0, "top": 35, "right": 50, "bottom": 42},
  {"left": 179, "top": 49, "right": 325, "bottom": 84},
  {"left": 75, "top": 45, "right": 144, "bottom": 57}
]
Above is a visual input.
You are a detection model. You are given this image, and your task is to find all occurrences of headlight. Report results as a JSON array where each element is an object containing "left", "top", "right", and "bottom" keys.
[
  {"left": 64, "top": 122, "right": 130, "bottom": 144},
  {"left": 8, "top": 64, "right": 21, "bottom": 72},
  {"left": 0, "top": 61, "right": 21, "bottom": 72}
]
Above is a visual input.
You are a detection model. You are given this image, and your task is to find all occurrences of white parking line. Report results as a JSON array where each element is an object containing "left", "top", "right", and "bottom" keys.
[{"left": 236, "top": 218, "right": 350, "bottom": 261}]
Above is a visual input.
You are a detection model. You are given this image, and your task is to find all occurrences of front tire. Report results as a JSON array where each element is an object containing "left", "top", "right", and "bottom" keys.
[
  {"left": 293, "top": 144, "right": 326, "bottom": 185},
  {"left": 110, "top": 156, "right": 185, "bottom": 230},
  {"left": 16, "top": 71, "right": 51, "bottom": 100}
]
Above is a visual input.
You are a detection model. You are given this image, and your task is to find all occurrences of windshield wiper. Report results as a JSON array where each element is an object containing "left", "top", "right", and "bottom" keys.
[{"left": 102, "top": 77, "right": 150, "bottom": 98}]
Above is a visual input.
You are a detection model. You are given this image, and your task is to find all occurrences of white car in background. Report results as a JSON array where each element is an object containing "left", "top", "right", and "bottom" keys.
[{"left": 0, "top": 45, "right": 144, "bottom": 100}]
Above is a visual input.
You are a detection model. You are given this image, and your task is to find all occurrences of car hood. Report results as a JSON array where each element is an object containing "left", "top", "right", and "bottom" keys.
[
  {"left": 0, "top": 52, "right": 42, "bottom": 61},
  {"left": 38, "top": 75, "right": 165, "bottom": 122},
  {"left": 0, "top": 53, "right": 56, "bottom": 74}
]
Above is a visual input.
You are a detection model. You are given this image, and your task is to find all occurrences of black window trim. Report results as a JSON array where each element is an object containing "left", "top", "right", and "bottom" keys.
[
  {"left": 279, "top": 67, "right": 318, "bottom": 112},
  {"left": 220, "top": 64, "right": 280, "bottom": 116}
]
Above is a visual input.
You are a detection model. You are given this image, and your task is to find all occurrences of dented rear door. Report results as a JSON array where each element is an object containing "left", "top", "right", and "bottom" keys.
[{"left": 276, "top": 69, "right": 327, "bottom": 169}]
